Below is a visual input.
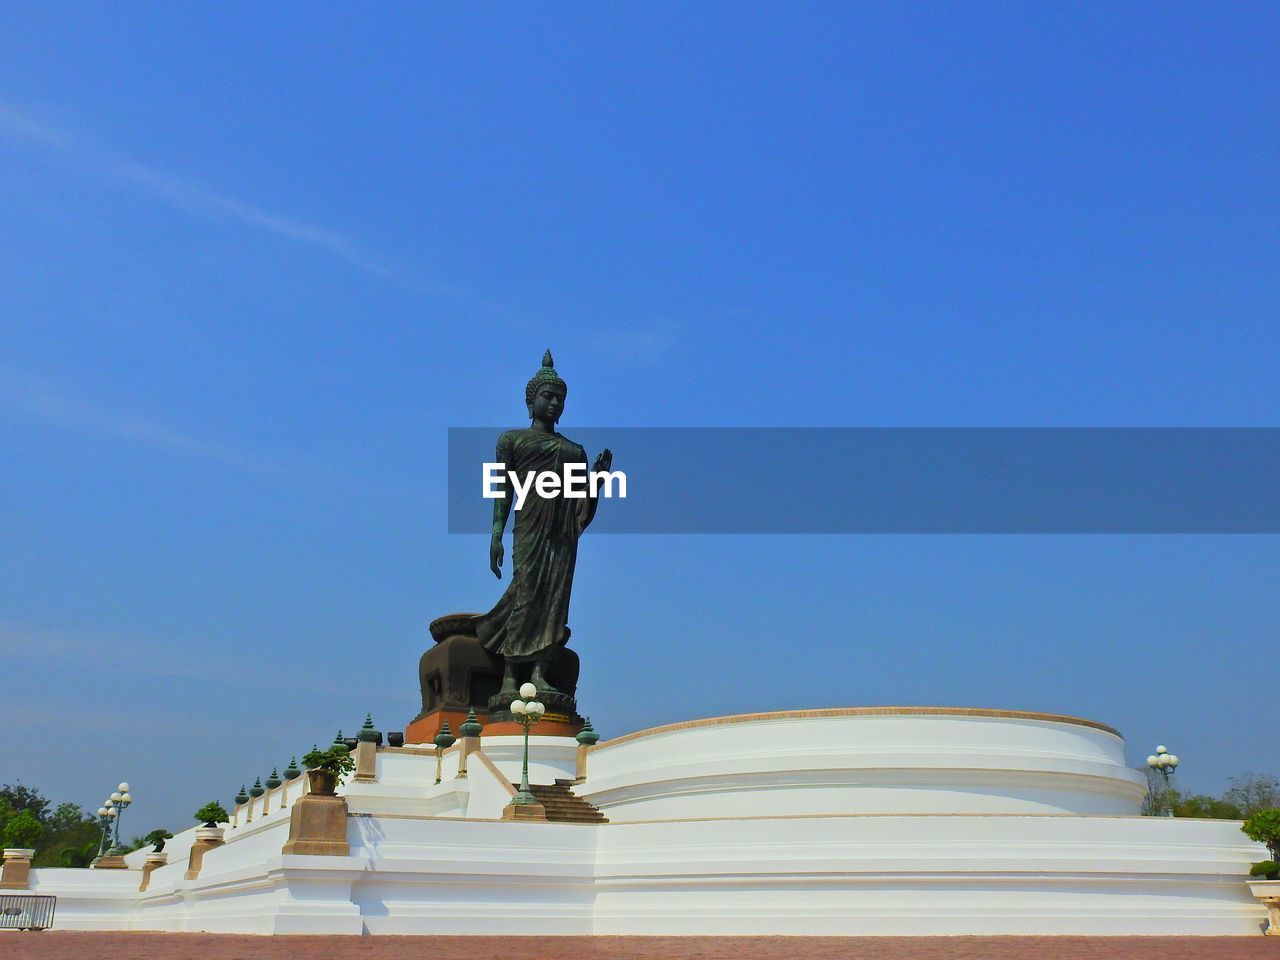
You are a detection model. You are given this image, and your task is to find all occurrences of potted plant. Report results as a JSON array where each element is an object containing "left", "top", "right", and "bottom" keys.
[
  {"left": 1242, "top": 809, "right": 1280, "bottom": 935},
  {"left": 2, "top": 810, "right": 43, "bottom": 860},
  {"left": 144, "top": 829, "right": 173, "bottom": 858},
  {"left": 1251, "top": 861, "right": 1280, "bottom": 881},
  {"left": 193, "top": 802, "right": 229, "bottom": 841},
  {"left": 301, "top": 743, "right": 355, "bottom": 796}
]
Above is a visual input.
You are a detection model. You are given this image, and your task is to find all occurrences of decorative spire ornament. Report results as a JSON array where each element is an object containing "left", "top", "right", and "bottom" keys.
[
  {"left": 576, "top": 716, "right": 600, "bottom": 746},
  {"left": 434, "top": 721, "right": 456, "bottom": 751},
  {"left": 460, "top": 708, "right": 483, "bottom": 738}
]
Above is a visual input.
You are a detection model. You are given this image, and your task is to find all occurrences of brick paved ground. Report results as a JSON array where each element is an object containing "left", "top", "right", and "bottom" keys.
[{"left": 2, "top": 934, "right": 1278, "bottom": 960}]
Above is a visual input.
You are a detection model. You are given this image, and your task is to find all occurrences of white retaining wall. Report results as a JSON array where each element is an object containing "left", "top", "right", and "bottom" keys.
[{"left": 25, "top": 709, "right": 1271, "bottom": 936}]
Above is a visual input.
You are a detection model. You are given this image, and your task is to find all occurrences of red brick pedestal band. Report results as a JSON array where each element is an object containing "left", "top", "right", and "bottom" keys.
[{"left": 404, "top": 708, "right": 582, "bottom": 743}]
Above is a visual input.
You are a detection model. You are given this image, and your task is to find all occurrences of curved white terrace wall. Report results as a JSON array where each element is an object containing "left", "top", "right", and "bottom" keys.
[
  {"left": 34, "top": 811, "right": 1268, "bottom": 935},
  {"left": 580, "top": 708, "right": 1147, "bottom": 820},
  {"left": 30, "top": 705, "right": 1267, "bottom": 936}
]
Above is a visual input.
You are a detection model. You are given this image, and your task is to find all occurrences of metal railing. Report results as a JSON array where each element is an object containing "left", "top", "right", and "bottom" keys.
[{"left": 0, "top": 894, "right": 57, "bottom": 930}]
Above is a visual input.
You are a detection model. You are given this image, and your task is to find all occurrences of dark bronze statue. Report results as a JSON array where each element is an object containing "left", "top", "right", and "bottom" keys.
[{"left": 473, "top": 351, "right": 612, "bottom": 700}]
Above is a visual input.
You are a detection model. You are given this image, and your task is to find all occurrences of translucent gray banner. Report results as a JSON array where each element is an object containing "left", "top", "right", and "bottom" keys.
[{"left": 447, "top": 428, "right": 1280, "bottom": 534}]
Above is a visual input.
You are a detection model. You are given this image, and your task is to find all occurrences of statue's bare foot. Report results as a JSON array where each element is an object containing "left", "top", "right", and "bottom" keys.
[
  {"left": 498, "top": 661, "right": 519, "bottom": 698},
  {"left": 529, "top": 664, "right": 561, "bottom": 695}
]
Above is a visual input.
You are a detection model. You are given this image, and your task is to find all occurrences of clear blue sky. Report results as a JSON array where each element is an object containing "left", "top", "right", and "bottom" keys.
[{"left": 2, "top": 4, "right": 1277, "bottom": 834}]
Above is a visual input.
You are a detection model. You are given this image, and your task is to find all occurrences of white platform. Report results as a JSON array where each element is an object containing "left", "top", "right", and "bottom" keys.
[
  {"left": 577, "top": 707, "right": 1148, "bottom": 818},
  {"left": 28, "top": 707, "right": 1271, "bottom": 936}
]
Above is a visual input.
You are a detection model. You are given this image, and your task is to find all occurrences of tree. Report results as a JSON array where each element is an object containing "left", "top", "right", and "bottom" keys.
[
  {"left": 0, "top": 783, "right": 156, "bottom": 868},
  {"left": 0, "top": 783, "right": 50, "bottom": 821},
  {"left": 48, "top": 803, "right": 87, "bottom": 832},
  {"left": 1224, "top": 774, "right": 1280, "bottom": 817},
  {"left": 1242, "top": 809, "right": 1280, "bottom": 862},
  {"left": 58, "top": 840, "right": 100, "bottom": 868},
  {"left": 1170, "top": 792, "right": 1243, "bottom": 820},
  {"left": 20, "top": 795, "right": 110, "bottom": 868},
  {"left": 35, "top": 815, "right": 105, "bottom": 868},
  {"left": 1142, "top": 771, "right": 1280, "bottom": 820},
  {"left": 3, "top": 810, "right": 44, "bottom": 850}
]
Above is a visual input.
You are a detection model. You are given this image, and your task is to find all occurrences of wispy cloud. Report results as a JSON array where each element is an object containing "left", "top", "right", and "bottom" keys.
[
  {"left": 1, "top": 102, "right": 681, "bottom": 344},
  {"left": 0, "top": 101, "right": 395, "bottom": 277},
  {"left": 0, "top": 366, "right": 294, "bottom": 481},
  {"left": 116, "top": 158, "right": 394, "bottom": 276}
]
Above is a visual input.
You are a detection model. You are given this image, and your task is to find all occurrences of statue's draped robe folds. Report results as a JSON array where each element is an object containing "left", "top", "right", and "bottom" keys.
[{"left": 474, "top": 428, "right": 593, "bottom": 662}]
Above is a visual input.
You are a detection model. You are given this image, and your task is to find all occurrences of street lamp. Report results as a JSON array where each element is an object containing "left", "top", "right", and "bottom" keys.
[
  {"left": 106, "top": 782, "right": 132, "bottom": 855},
  {"left": 92, "top": 802, "right": 116, "bottom": 865},
  {"left": 508, "top": 682, "right": 545, "bottom": 808},
  {"left": 1146, "top": 745, "right": 1179, "bottom": 817}
]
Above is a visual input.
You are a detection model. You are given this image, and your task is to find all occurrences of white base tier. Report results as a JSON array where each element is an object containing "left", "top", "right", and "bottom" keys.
[{"left": 28, "top": 708, "right": 1271, "bottom": 936}]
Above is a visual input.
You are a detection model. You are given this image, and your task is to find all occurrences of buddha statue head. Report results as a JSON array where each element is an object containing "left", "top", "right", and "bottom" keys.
[{"left": 525, "top": 349, "right": 567, "bottom": 425}]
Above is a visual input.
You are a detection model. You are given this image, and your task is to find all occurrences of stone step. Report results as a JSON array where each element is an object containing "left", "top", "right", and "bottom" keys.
[
  {"left": 518, "top": 782, "right": 610, "bottom": 824},
  {"left": 536, "top": 800, "right": 598, "bottom": 807}
]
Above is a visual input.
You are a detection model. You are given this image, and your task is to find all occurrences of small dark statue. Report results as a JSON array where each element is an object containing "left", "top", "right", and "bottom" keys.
[{"left": 474, "top": 351, "right": 612, "bottom": 698}]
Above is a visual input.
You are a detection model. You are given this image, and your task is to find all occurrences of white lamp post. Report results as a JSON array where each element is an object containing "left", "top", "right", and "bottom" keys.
[
  {"left": 1146, "top": 746, "right": 1179, "bottom": 817},
  {"left": 92, "top": 801, "right": 115, "bottom": 864},
  {"left": 508, "top": 682, "right": 545, "bottom": 808},
  {"left": 106, "top": 782, "right": 133, "bottom": 855}
]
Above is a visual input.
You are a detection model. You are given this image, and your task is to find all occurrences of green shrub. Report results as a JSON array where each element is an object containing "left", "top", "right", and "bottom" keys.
[
  {"left": 144, "top": 829, "right": 173, "bottom": 852},
  {"left": 1242, "top": 809, "right": 1280, "bottom": 861},
  {"left": 3, "top": 809, "right": 44, "bottom": 849},
  {"left": 193, "top": 802, "right": 229, "bottom": 827},
  {"left": 1171, "top": 792, "right": 1243, "bottom": 819},
  {"left": 302, "top": 744, "right": 355, "bottom": 778},
  {"left": 58, "top": 840, "right": 99, "bottom": 868},
  {"left": 1250, "top": 860, "right": 1279, "bottom": 880}
]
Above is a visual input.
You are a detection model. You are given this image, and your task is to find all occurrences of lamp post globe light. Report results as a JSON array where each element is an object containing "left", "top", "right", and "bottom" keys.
[
  {"left": 1146, "top": 746, "right": 1179, "bottom": 817},
  {"left": 106, "top": 782, "right": 132, "bottom": 855},
  {"left": 92, "top": 801, "right": 115, "bottom": 865},
  {"left": 509, "top": 681, "right": 546, "bottom": 808}
]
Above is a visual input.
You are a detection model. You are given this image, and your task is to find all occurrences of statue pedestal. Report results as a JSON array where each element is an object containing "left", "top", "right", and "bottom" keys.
[
  {"left": 408, "top": 612, "right": 583, "bottom": 744},
  {"left": 405, "top": 709, "right": 583, "bottom": 744}
]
